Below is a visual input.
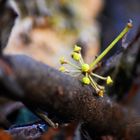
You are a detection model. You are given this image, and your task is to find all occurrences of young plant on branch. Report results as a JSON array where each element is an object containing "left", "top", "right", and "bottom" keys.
[{"left": 59, "top": 21, "right": 133, "bottom": 97}]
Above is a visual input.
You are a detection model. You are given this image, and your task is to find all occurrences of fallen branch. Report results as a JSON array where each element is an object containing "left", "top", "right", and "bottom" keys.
[{"left": 0, "top": 54, "right": 138, "bottom": 139}]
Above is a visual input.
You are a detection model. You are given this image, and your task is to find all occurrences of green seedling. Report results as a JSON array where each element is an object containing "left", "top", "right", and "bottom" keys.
[{"left": 59, "top": 21, "right": 132, "bottom": 97}]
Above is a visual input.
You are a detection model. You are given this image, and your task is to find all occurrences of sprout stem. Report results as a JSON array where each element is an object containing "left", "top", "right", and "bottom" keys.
[
  {"left": 67, "top": 61, "right": 80, "bottom": 69},
  {"left": 91, "top": 73, "right": 107, "bottom": 80},
  {"left": 90, "top": 21, "right": 133, "bottom": 69}
]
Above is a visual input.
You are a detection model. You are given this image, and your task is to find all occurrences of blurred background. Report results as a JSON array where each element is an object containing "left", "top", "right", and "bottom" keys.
[
  {"left": 5, "top": 0, "right": 103, "bottom": 67},
  {"left": 0, "top": 0, "right": 140, "bottom": 139},
  {"left": 4, "top": 0, "right": 140, "bottom": 67}
]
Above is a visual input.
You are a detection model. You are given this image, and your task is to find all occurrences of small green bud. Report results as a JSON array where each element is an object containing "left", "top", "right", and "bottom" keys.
[
  {"left": 71, "top": 52, "right": 81, "bottom": 61},
  {"left": 74, "top": 45, "right": 81, "bottom": 53},
  {"left": 82, "top": 76, "right": 90, "bottom": 84},
  {"left": 98, "top": 90, "right": 104, "bottom": 97},
  {"left": 106, "top": 76, "right": 113, "bottom": 85},
  {"left": 60, "top": 57, "right": 67, "bottom": 64},
  {"left": 59, "top": 66, "right": 66, "bottom": 72},
  {"left": 81, "top": 64, "right": 90, "bottom": 72}
]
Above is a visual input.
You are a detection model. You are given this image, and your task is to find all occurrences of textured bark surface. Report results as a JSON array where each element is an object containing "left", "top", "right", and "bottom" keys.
[{"left": 0, "top": 54, "right": 137, "bottom": 139}]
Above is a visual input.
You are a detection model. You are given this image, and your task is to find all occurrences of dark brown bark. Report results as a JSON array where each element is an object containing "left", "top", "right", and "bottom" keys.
[{"left": 0, "top": 54, "right": 137, "bottom": 139}]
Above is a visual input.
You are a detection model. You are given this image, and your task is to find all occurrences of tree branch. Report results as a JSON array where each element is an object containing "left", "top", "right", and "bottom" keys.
[{"left": 0, "top": 54, "right": 138, "bottom": 139}]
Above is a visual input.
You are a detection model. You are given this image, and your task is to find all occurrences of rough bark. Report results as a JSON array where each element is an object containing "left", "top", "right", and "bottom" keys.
[{"left": 0, "top": 54, "right": 138, "bottom": 139}]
